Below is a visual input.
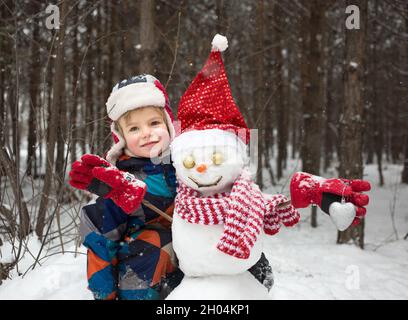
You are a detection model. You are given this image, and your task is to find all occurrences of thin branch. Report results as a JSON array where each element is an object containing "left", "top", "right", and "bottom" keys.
[{"left": 165, "top": 10, "right": 181, "bottom": 89}]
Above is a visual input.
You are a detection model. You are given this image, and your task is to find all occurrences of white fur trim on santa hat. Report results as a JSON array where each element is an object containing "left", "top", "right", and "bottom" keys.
[
  {"left": 211, "top": 34, "right": 228, "bottom": 52},
  {"left": 106, "top": 82, "right": 166, "bottom": 121},
  {"left": 170, "top": 129, "right": 247, "bottom": 156}
]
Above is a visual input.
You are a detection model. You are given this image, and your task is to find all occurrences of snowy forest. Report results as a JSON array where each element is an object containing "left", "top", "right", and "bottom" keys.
[{"left": 0, "top": 0, "right": 407, "bottom": 300}]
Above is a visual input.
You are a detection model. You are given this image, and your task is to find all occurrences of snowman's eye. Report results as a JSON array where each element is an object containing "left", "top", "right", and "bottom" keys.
[
  {"left": 212, "top": 152, "right": 224, "bottom": 165},
  {"left": 183, "top": 155, "right": 195, "bottom": 169}
]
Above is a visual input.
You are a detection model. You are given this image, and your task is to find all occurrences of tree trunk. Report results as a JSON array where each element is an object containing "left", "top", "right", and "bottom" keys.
[
  {"left": 402, "top": 133, "right": 408, "bottom": 184},
  {"left": 96, "top": 5, "right": 105, "bottom": 155},
  {"left": 216, "top": 0, "right": 229, "bottom": 35},
  {"left": 255, "top": 0, "right": 265, "bottom": 189},
  {"left": 27, "top": 2, "right": 40, "bottom": 177},
  {"left": 8, "top": 1, "right": 30, "bottom": 238},
  {"left": 263, "top": 2, "right": 274, "bottom": 166},
  {"left": 139, "top": 0, "right": 156, "bottom": 74},
  {"left": 0, "top": 148, "right": 31, "bottom": 239},
  {"left": 104, "top": 2, "right": 117, "bottom": 154},
  {"left": 36, "top": 1, "right": 67, "bottom": 240},
  {"left": 275, "top": 2, "right": 287, "bottom": 181},
  {"left": 9, "top": 88, "right": 17, "bottom": 164},
  {"left": 0, "top": 4, "right": 5, "bottom": 177},
  {"left": 55, "top": 41, "right": 67, "bottom": 189},
  {"left": 337, "top": 0, "right": 367, "bottom": 248},
  {"left": 301, "top": 0, "right": 326, "bottom": 227},
  {"left": 371, "top": 0, "right": 384, "bottom": 186},
  {"left": 70, "top": 5, "right": 79, "bottom": 166},
  {"left": 85, "top": 11, "right": 95, "bottom": 154},
  {"left": 401, "top": 3, "right": 408, "bottom": 184},
  {"left": 299, "top": 7, "right": 309, "bottom": 164},
  {"left": 324, "top": 28, "right": 336, "bottom": 173},
  {"left": 96, "top": 8, "right": 104, "bottom": 154}
]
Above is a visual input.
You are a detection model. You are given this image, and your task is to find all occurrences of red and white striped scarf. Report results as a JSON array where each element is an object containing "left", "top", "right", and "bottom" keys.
[{"left": 175, "top": 171, "right": 300, "bottom": 259}]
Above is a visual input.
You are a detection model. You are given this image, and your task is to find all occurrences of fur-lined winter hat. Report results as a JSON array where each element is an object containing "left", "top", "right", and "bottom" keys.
[{"left": 105, "top": 74, "right": 175, "bottom": 164}]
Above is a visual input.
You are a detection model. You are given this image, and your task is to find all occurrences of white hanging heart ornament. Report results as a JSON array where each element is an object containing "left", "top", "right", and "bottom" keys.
[{"left": 329, "top": 201, "right": 356, "bottom": 231}]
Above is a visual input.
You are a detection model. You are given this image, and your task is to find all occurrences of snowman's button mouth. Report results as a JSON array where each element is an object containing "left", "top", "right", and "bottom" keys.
[{"left": 188, "top": 176, "right": 222, "bottom": 188}]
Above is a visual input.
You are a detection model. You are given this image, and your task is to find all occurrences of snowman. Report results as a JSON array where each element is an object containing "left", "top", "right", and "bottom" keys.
[{"left": 166, "top": 35, "right": 371, "bottom": 300}]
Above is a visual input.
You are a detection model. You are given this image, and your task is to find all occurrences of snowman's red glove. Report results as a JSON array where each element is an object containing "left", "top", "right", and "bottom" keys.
[
  {"left": 290, "top": 172, "right": 371, "bottom": 226},
  {"left": 92, "top": 166, "right": 147, "bottom": 214}
]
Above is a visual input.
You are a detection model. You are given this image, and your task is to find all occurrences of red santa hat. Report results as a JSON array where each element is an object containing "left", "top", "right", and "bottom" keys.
[
  {"left": 171, "top": 34, "right": 250, "bottom": 156},
  {"left": 105, "top": 74, "right": 175, "bottom": 164}
]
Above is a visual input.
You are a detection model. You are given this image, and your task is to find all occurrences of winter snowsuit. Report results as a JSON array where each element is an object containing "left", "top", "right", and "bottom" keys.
[{"left": 80, "top": 154, "right": 183, "bottom": 300}]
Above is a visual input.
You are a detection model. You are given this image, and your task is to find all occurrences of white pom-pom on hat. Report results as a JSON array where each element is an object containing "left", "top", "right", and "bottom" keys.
[{"left": 211, "top": 34, "right": 228, "bottom": 52}]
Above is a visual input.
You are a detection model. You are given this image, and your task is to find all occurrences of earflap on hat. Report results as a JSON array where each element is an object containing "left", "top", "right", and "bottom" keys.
[{"left": 106, "top": 122, "right": 126, "bottom": 164}]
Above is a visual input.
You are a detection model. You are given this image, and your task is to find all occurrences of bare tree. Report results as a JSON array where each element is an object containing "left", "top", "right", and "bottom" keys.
[
  {"left": 401, "top": 3, "right": 408, "bottom": 184},
  {"left": 255, "top": 0, "right": 265, "bottom": 189},
  {"left": 27, "top": 2, "right": 41, "bottom": 177},
  {"left": 403, "top": 134, "right": 408, "bottom": 184},
  {"left": 70, "top": 5, "right": 79, "bottom": 166},
  {"left": 139, "top": 0, "right": 156, "bottom": 74},
  {"left": 275, "top": 1, "right": 288, "bottom": 181},
  {"left": 370, "top": 0, "right": 385, "bottom": 186},
  {"left": 0, "top": 148, "right": 30, "bottom": 239},
  {"left": 337, "top": 0, "right": 368, "bottom": 248},
  {"left": 85, "top": 9, "right": 95, "bottom": 155},
  {"left": 301, "top": 0, "right": 327, "bottom": 227},
  {"left": 36, "top": 1, "right": 68, "bottom": 240}
]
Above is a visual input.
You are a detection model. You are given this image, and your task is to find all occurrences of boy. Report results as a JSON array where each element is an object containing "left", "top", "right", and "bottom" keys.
[{"left": 70, "top": 74, "right": 181, "bottom": 300}]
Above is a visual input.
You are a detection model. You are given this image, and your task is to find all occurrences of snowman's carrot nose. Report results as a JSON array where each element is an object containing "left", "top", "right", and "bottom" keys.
[{"left": 196, "top": 163, "right": 207, "bottom": 173}]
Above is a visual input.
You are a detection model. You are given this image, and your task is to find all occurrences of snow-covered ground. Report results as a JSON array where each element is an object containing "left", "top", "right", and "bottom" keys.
[{"left": 0, "top": 163, "right": 407, "bottom": 300}]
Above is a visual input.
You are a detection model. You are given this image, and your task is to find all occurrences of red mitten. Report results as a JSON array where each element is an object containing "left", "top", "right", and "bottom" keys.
[
  {"left": 339, "top": 178, "right": 371, "bottom": 226},
  {"left": 92, "top": 166, "right": 147, "bottom": 214},
  {"left": 69, "top": 154, "right": 112, "bottom": 190},
  {"left": 290, "top": 172, "right": 371, "bottom": 227}
]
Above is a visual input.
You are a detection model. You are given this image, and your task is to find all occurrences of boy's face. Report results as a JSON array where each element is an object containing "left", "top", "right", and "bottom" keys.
[{"left": 118, "top": 107, "right": 170, "bottom": 158}]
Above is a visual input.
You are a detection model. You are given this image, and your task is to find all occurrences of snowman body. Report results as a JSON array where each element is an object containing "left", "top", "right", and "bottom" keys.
[
  {"left": 171, "top": 212, "right": 263, "bottom": 276},
  {"left": 167, "top": 212, "right": 268, "bottom": 300},
  {"left": 167, "top": 143, "right": 270, "bottom": 299},
  {"left": 167, "top": 268, "right": 268, "bottom": 300}
]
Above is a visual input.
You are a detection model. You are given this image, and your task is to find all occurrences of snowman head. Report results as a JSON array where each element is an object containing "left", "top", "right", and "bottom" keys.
[
  {"left": 171, "top": 129, "right": 248, "bottom": 194},
  {"left": 171, "top": 34, "right": 252, "bottom": 194}
]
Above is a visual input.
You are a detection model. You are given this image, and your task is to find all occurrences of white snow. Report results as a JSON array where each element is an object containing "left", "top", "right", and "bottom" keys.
[
  {"left": 0, "top": 242, "right": 92, "bottom": 300},
  {"left": 0, "top": 163, "right": 407, "bottom": 299}
]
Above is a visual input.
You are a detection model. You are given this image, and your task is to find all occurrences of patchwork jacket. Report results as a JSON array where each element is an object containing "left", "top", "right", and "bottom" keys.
[{"left": 80, "top": 154, "right": 181, "bottom": 300}]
